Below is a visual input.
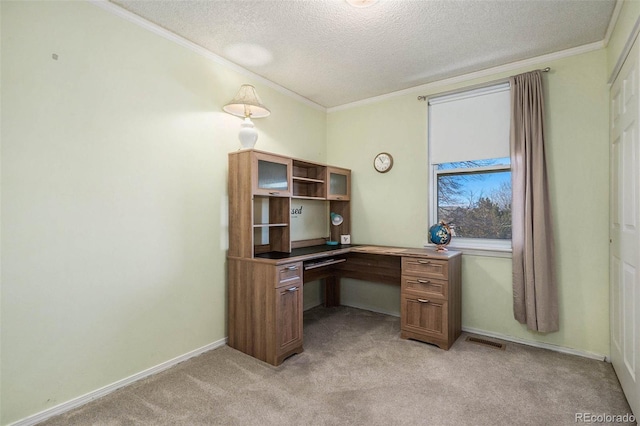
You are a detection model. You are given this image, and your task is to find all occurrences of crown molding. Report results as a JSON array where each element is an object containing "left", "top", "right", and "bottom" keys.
[
  {"left": 327, "top": 41, "right": 605, "bottom": 113},
  {"left": 89, "top": 0, "right": 610, "bottom": 115},
  {"left": 603, "top": 0, "right": 624, "bottom": 47},
  {"left": 88, "top": 0, "right": 326, "bottom": 112}
]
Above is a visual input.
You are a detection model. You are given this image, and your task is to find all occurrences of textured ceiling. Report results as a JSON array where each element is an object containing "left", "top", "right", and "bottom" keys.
[{"left": 111, "top": 0, "right": 616, "bottom": 108}]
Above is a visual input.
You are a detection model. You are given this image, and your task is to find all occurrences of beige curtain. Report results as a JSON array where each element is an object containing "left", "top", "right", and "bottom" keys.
[{"left": 510, "top": 70, "right": 558, "bottom": 332}]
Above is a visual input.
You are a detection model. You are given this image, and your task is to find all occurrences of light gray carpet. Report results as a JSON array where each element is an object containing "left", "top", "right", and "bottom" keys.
[{"left": 42, "top": 306, "right": 634, "bottom": 425}]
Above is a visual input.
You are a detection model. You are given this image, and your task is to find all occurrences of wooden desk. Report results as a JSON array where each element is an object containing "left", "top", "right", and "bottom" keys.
[{"left": 227, "top": 245, "right": 461, "bottom": 366}]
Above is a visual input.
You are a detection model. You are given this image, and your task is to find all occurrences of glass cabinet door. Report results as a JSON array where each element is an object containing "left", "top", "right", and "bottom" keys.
[
  {"left": 253, "top": 152, "right": 292, "bottom": 196},
  {"left": 326, "top": 167, "right": 351, "bottom": 200}
]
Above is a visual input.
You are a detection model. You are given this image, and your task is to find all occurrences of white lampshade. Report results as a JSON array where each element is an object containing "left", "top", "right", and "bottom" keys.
[{"left": 223, "top": 84, "right": 270, "bottom": 118}]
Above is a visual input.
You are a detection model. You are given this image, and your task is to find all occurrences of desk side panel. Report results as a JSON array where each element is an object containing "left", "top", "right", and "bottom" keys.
[
  {"left": 447, "top": 255, "right": 462, "bottom": 346},
  {"left": 228, "top": 258, "right": 276, "bottom": 362},
  {"left": 228, "top": 152, "right": 254, "bottom": 258}
]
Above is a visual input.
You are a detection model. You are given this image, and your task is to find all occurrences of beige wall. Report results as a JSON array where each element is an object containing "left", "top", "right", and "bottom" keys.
[
  {"left": 0, "top": 2, "right": 326, "bottom": 424},
  {"left": 327, "top": 48, "right": 611, "bottom": 357}
]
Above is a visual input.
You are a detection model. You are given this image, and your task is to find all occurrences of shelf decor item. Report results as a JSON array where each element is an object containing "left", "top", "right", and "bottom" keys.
[
  {"left": 223, "top": 84, "right": 270, "bottom": 149},
  {"left": 428, "top": 221, "right": 452, "bottom": 251}
]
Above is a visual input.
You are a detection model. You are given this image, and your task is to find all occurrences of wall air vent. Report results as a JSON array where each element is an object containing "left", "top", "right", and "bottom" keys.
[{"left": 466, "top": 336, "right": 506, "bottom": 350}]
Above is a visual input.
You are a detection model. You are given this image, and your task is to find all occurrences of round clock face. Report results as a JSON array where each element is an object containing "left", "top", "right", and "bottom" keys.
[{"left": 374, "top": 152, "right": 393, "bottom": 173}]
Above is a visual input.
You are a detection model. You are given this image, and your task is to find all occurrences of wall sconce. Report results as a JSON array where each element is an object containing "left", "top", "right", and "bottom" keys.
[{"left": 223, "top": 84, "right": 270, "bottom": 149}]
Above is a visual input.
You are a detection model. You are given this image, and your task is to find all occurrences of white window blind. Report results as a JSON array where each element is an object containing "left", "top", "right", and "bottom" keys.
[{"left": 428, "top": 83, "right": 510, "bottom": 164}]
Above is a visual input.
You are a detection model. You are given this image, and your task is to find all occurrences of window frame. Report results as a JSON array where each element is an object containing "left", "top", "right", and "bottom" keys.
[
  {"left": 428, "top": 162, "right": 512, "bottom": 256},
  {"left": 427, "top": 84, "right": 513, "bottom": 257}
]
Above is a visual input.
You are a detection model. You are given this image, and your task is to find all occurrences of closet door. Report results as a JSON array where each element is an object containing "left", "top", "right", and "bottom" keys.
[{"left": 610, "top": 34, "right": 640, "bottom": 416}]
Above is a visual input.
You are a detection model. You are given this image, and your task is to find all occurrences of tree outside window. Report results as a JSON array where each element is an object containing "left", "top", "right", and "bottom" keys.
[{"left": 436, "top": 158, "right": 511, "bottom": 240}]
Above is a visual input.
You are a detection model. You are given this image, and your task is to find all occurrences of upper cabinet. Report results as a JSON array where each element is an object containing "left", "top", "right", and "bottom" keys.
[
  {"left": 326, "top": 167, "right": 351, "bottom": 201},
  {"left": 229, "top": 149, "right": 351, "bottom": 258},
  {"left": 253, "top": 152, "right": 292, "bottom": 197}
]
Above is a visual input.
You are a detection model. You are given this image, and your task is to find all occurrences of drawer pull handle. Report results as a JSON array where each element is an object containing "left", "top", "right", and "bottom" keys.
[
  {"left": 417, "top": 260, "right": 431, "bottom": 265},
  {"left": 417, "top": 298, "right": 430, "bottom": 303},
  {"left": 287, "top": 286, "right": 299, "bottom": 292},
  {"left": 269, "top": 191, "right": 280, "bottom": 195},
  {"left": 417, "top": 279, "right": 431, "bottom": 284},
  {"left": 283, "top": 266, "right": 299, "bottom": 271},
  {"left": 336, "top": 197, "right": 343, "bottom": 200}
]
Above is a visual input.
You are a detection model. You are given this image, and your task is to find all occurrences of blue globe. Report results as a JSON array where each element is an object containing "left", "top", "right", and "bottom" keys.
[{"left": 429, "top": 222, "right": 452, "bottom": 248}]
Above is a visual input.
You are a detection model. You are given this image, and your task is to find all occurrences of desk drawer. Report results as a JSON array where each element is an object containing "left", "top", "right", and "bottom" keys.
[
  {"left": 402, "top": 275, "right": 447, "bottom": 299},
  {"left": 402, "top": 257, "right": 448, "bottom": 280},
  {"left": 277, "top": 262, "right": 302, "bottom": 287}
]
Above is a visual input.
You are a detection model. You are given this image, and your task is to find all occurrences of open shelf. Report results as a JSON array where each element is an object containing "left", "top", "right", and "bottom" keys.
[
  {"left": 293, "top": 160, "right": 326, "bottom": 199},
  {"left": 252, "top": 194, "right": 291, "bottom": 255},
  {"left": 293, "top": 176, "right": 324, "bottom": 184},
  {"left": 292, "top": 195, "right": 325, "bottom": 200}
]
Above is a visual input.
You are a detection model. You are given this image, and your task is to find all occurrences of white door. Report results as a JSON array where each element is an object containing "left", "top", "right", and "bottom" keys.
[{"left": 611, "top": 34, "right": 640, "bottom": 416}]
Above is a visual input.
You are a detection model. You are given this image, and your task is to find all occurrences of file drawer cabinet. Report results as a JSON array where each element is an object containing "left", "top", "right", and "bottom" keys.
[
  {"left": 228, "top": 259, "right": 304, "bottom": 366},
  {"left": 400, "top": 253, "right": 461, "bottom": 349}
]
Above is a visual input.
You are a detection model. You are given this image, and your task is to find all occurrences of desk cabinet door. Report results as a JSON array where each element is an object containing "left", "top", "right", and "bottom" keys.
[
  {"left": 253, "top": 152, "right": 292, "bottom": 197},
  {"left": 275, "top": 283, "right": 303, "bottom": 353},
  {"left": 326, "top": 167, "right": 351, "bottom": 200},
  {"left": 401, "top": 295, "right": 447, "bottom": 340}
]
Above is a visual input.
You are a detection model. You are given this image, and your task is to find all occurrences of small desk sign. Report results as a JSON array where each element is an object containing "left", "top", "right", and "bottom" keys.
[
  {"left": 340, "top": 234, "right": 351, "bottom": 245},
  {"left": 291, "top": 205, "right": 303, "bottom": 218}
]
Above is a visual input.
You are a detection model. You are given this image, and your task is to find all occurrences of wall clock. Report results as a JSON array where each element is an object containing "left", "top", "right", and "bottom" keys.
[{"left": 373, "top": 152, "right": 393, "bottom": 173}]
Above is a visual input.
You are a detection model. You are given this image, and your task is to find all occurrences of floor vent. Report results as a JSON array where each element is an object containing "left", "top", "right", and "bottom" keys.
[{"left": 466, "top": 336, "right": 506, "bottom": 350}]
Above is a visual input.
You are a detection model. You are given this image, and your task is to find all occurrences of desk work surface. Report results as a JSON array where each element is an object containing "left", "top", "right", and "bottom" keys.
[
  {"left": 227, "top": 243, "right": 462, "bottom": 365},
  {"left": 250, "top": 243, "right": 460, "bottom": 265},
  {"left": 352, "top": 245, "right": 460, "bottom": 259}
]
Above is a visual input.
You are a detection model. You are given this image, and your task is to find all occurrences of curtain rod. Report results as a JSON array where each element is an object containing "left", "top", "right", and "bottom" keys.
[{"left": 417, "top": 67, "right": 551, "bottom": 101}]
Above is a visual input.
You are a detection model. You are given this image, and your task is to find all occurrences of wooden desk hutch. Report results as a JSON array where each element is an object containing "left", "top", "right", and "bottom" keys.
[{"left": 227, "top": 149, "right": 462, "bottom": 366}]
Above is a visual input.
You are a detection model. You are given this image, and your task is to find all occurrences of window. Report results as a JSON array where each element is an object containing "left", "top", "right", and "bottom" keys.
[{"left": 428, "top": 83, "right": 512, "bottom": 252}]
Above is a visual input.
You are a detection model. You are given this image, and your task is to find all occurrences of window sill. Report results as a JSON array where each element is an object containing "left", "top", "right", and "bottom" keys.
[{"left": 424, "top": 242, "right": 512, "bottom": 258}]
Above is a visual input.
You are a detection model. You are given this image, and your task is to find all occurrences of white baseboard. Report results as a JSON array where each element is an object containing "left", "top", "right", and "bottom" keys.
[
  {"left": 303, "top": 301, "right": 324, "bottom": 311},
  {"left": 341, "top": 302, "right": 400, "bottom": 318},
  {"left": 307, "top": 304, "right": 608, "bottom": 362},
  {"left": 462, "top": 326, "right": 607, "bottom": 362},
  {"left": 305, "top": 301, "right": 401, "bottom": 317},
  {"left": 339, "top": 305, "right": 607, "bottom": 362},
  {"left": 11, "top": 338, "right": 228, "bottom": 426}
]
